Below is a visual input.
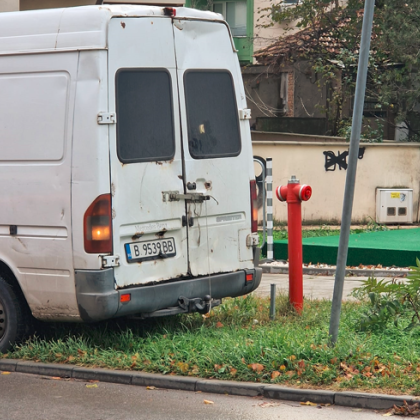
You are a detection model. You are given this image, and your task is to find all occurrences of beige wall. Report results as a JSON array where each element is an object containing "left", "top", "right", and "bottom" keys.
[
  {"left": 252, "top": 139, "right": 420, "bottom": 224},
  {"left": 0, "top": 0, "right": 19, "bottom": 12},
  {"left": 253, "top": 0, "right": 300, "bottom": 52}
]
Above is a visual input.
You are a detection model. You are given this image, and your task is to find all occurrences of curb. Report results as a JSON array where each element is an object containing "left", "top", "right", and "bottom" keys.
[
  {"left": 1, "top": 359, "right": 417, "bottom": 410},
  {"left": 260, "top": 264, "right": 411, "bottom": 278}
]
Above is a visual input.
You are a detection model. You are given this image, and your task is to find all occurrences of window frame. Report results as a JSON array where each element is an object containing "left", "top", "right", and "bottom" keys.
[{"left": 115, "top": 68, "right": 176, "bottom": 164}]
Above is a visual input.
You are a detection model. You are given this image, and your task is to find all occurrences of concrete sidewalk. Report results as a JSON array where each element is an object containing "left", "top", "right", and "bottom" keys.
[{"left": 255, "top": 272, "right": 368, "bottom": 300}]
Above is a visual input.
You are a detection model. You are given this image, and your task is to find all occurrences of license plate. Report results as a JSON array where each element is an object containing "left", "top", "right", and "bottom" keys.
[{"left": 125, "top": 238, "right": 176, "bottom": 263}]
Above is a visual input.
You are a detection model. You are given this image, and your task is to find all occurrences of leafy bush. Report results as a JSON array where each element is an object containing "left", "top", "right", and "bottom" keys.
[{"left": 352, "top": 259, "right": 420, "bottom": 332}]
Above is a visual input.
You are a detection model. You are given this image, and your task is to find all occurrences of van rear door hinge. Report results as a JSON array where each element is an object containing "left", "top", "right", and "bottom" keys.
[
  {"left": 101, "top": 255, "right": 120, "bottom": 268},
  {"left": 97, "top": 112, "right": 117, "bottom": 124}
]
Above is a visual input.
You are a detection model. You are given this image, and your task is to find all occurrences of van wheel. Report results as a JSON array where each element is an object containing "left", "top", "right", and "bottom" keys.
[{"left": 0, "top": 276, "right": 28, "bottom": 354}]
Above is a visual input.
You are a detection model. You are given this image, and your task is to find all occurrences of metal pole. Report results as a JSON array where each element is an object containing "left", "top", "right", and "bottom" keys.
[
  {"left": 253, "top": 158, "right": 267, "bottom": 246},
  {"left": 270, "top": 283, "right": 276, "bottom": 320},
  {"left": 266, "top": 158, "right": 273, "bottom": 261},
  {"left": 329, "top": 0, "right": 375, "bottom": 346}
]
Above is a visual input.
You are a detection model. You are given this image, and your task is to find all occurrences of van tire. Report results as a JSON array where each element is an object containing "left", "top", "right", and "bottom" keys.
[{"left": 0, "top": 275, "right": 28, "bottom": 353}]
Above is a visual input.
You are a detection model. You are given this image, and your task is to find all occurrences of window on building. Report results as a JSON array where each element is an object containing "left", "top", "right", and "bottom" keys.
[{"left": 213, "top": 1, "right": 247, "bottom": 37}]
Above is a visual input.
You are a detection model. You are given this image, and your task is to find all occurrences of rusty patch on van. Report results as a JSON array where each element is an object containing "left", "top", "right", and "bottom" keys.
[
  {"left": 156, "top": 228, "right": 167, "bottom": 237},
  {"left": 205, "top": 181, "right": 212, "bottom": 190},
  {"left": 121, "top": 22, "right": 126, "bottom": 29},
  {"left": 156, "top": 161, "right": 163, "bottom": 166},
  {"left": 132, "top": 232, "right": 144, "bottom": 240}
]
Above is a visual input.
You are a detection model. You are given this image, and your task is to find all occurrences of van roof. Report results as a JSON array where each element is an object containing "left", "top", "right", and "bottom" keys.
[{"left": 0, "top": 5, "right": 224, "bottom": 55}]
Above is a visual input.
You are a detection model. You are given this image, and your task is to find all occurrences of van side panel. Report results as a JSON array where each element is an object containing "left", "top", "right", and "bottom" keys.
[
  {"left": 71, "top": 50, "right": 110, "bottom": 271},
  {"left": 0, "top": 52, "right": 79, "bottom": 320}
]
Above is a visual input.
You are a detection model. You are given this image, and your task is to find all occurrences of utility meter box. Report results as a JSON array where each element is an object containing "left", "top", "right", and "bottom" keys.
[{"left": 376, "top": 188, "right": 413, "bottom": 224}]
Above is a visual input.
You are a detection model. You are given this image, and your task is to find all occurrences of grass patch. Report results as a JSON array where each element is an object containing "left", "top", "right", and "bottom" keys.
[{"left": 4, "top": 293, "right": 420, "bottom": 395}]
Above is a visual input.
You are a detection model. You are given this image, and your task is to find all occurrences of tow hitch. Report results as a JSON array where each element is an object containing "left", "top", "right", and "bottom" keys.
[{"left": 135, "top": 295, "right": 221, "bottom": 318}]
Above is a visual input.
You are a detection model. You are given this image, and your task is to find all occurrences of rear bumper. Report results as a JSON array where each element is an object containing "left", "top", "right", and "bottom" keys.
[{"left": 75, "top": 267, "right": 262, "bottom": 322}]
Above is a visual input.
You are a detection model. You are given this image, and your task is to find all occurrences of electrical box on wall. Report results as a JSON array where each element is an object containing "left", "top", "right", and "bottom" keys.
[{"left": 376, "top": 189, "right": 413, "bottom": 224}]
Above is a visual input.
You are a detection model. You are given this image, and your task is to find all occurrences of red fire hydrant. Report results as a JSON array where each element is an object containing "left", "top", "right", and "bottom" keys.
[{"left": 276, "top": 175, "right": 312, "bottom": 313}]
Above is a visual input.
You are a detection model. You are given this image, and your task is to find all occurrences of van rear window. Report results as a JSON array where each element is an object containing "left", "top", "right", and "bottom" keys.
[
  {"left": 116, "top": 69, "right": 175, "bottom": 163},
  {"left": 184, "top": 71, "right": 241, "bottom": 159}
]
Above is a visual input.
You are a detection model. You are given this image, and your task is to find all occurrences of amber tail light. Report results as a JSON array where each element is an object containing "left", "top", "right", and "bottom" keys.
[
  {"left": 250, "top": 180, "right": 258, "bottom": 233},
  {"left": 84, "top": 194, "right": 112, "bottom": 254}
]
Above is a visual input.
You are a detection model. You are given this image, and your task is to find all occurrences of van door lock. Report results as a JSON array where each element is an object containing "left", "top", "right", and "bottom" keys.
[{"left": 182, "top": 215, "right": 194, "bottom": 227}]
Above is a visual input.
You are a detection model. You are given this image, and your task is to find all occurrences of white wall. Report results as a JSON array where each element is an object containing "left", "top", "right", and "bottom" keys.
[{"left": 252, "top": 139, "right": 420, "bottom": 224}]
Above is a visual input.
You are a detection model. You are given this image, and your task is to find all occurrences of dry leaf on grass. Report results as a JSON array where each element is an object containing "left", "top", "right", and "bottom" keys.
[{"left": 248, "top": 363, "right": 264, "bottom": 372}]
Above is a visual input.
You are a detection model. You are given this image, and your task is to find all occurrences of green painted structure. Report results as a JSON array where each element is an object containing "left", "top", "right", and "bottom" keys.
[
  {"left": 184, "top": 0, "right": 254, "bottom": 64},
  {"left": 271, "top": 228, "right": 420, "bottom": 268}
]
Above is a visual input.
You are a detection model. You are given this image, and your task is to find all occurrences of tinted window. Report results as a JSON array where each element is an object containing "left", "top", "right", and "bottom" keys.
[
  {"left": 116, "top": 69, "right": 175, "bottom": 163},
  {"left": 184, "top": 71, "right": 241, "bottom": 159}
]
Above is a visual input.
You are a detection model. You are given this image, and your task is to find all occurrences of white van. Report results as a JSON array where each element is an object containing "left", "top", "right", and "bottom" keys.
[{"left": 0, "top": 4, "right": 261, "bottom": 352}]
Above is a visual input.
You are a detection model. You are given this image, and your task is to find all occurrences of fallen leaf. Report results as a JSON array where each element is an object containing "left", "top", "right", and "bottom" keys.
[
  {"left": 215, "top": 322, "right": 224, "bottom": 328},
  {"left": 298, "top": 360, "right": 305, "bottom": 369},
  {"left": 382, "top": 412, "right": 393, "bottom": 417},
  {"left": 271, "top": 371, "right": 280, "bottom": 380},
  {"left": 1, "top": 372, "right": 11, "bottom": 375},
  {"left": 248, "top": 363, "right": 264, "bottom": 372},
  {"left": 177, "top": 362, "right": 189, "bottom": 373},
  {"left": 85, "top": 384, "right": 98, "bottom": 388},
  {"left": 204, "top": 400, "right": 214, "bottom": 405},
  {"left": 301, "top": 401, "right": 317, "bottom": 406},
  {"left": 230, "top": 368, "right": 238, "bottom": 377},
  {"left": 51, "top": 377, "right": 62, "bottom": 380},
  {"left": 146, "top": 386, "right": 158, "bottom": 390}
]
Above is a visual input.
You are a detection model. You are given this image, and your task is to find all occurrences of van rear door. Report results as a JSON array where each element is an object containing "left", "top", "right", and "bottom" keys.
[
  {"left": 108, "top": 17, "right": 189, "bottom": 288},
  {"left": 173, "top": 18, "right": 255, "bottom": 276}
]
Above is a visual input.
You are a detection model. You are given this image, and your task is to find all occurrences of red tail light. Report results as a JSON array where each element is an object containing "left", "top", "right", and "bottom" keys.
[
  {"left": 250, "top": 180, "right": 258, "bottom": 233},
  {"left": 163, "top": 7, "right": 176, "bottom": 16},
  {"left": 84, "top": 194, "right": 112, "bottom": 254}
]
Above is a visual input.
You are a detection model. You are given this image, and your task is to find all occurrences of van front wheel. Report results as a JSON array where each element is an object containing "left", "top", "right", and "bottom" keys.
[{"left": 0, "top": 276, "right": 27, "bottom": 354}]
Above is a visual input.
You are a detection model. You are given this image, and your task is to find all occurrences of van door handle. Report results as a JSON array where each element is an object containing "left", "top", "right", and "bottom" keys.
[
  {"left": 162, "top": 191, "right": 210, "bottom": 203},
  {"left": 187, "top": 182, "right": 196, "bottom": 190}
]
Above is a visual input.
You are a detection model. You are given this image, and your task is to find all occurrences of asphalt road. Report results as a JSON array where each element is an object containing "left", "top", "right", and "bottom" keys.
[{"left": 0, "top": 372, "right": 384, "bottom": 420}]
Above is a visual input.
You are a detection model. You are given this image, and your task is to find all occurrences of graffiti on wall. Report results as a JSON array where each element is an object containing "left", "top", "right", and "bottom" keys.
[{"left": 323, "top": 147, "right": 365, "bottom": 171}]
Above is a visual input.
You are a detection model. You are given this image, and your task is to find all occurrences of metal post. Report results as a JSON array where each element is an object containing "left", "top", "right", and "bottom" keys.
[
  {"left": 266, "top": 158, "right": 273, "bottom": 261},
  {"left": 253, "top": 158, "right": 266, "bottom": 246},
  {"left": 270, "top": 283, "right": 276, "bottom": 320},
  {"left": 329, "top": 0, "right": 375, "bottom": 346}
]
